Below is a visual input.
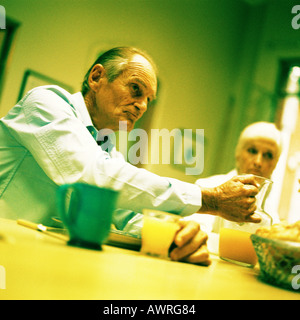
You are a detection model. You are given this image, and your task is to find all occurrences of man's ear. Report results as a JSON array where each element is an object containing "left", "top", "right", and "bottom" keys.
[{"left": 88, "top": 64, "right": 106, "bottom": 92}]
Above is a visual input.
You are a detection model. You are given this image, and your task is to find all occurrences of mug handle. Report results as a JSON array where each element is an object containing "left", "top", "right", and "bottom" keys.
[{"left": 57, "top": 184, "right": 80, "bottom": 228}]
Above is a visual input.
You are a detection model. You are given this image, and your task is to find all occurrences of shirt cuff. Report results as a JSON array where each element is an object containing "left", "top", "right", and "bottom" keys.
[{"left": 166, "top": 178, "right": 202, "bottom": 216}]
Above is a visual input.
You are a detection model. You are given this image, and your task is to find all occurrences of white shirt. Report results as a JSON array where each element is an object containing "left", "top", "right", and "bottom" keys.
[{"left": 0, "top": 85, "right": 202, "bottom": 226}]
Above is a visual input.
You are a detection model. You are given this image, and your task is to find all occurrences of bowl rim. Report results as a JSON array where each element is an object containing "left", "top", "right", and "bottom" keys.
[{"left": 251, "top": 233, "right": 300, "bottom": 251}]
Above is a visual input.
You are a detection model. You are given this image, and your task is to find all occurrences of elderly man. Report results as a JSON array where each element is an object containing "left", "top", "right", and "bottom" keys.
[
  {"left": 0, "top": 46, "right": 260, "bottom": 265},
  {"left": 186, "top": 121, "right": 282, "bottom": 233}
]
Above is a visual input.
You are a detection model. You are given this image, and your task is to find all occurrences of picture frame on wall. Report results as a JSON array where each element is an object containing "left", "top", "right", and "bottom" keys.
[
  {"left": 17, "top": 69, "right": 74, "bottom": 101},
  {"left": 0, "top": 16, "right": 20, "bottom": 101}
]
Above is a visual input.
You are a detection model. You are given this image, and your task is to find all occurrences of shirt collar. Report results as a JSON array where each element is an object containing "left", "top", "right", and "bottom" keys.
[
  {"left": 71, "top": 92, "right": 115, "bottom": 152},
  {"left": 71, "top": 92, "right": 94, "bottom": 128}
]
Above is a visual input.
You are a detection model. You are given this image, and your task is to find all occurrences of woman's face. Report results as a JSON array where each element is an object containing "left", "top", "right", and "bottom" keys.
[{"left": 236, "top": 138, "right": 279, "bottom": 178}]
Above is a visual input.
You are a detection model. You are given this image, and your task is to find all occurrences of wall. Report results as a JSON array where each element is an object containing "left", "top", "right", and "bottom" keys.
[
  {"left": 1, "top": 0, "right": 248, "bottom": 184},
  {"left": 255, "top": 0, "right": 300, "bottom": 221},
  {"left": 234, "top": 0, "right": 300, "bottom": 221}
]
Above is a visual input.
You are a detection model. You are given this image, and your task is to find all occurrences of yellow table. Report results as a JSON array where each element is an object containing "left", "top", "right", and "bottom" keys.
[{"left": 0, "top": 218, "right": 299, "bottom": 300}]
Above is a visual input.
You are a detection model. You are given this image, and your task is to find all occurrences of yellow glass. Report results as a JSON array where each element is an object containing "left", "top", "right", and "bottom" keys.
[
  {"left": 219, "top": 228, "right": 258, "bottom": 267},
  {"left": 141, "top": 209, "right": 180, "bottom": 259}
]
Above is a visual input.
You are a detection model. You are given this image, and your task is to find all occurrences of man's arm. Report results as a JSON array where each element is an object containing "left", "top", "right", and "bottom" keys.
[{"left": 4, "top": 86, "right": 202, "bottom": 217}]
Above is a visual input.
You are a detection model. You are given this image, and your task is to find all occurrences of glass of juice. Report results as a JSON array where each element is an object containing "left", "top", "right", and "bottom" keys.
[
  {"left": 219, "top": 224, "right": 258, "bottom": 267},
  {"left": 141, "top": 209, "right": 180, "bottom": 259},
  {"left": 219, "top": 175, "right": 273, "bottom": 267}
]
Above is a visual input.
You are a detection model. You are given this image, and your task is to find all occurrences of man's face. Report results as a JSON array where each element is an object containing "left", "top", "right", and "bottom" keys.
[
  {"left": 236, "top": 139, "right": 279, "bottom": 179},
  {"left": 89, "top": 54, "right": 157, "bottom": 132}
]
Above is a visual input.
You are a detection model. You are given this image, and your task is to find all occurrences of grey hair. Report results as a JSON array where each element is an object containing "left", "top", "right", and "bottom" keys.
[
  {"left": 81, "top": 46, "right": 157, "bottom": 96},
  {"left": 235, "top": 121, "right": 282, "bottom": 159}
]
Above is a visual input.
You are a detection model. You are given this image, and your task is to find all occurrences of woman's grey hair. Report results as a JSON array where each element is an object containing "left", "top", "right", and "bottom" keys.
[
  {"left": 235, "top": 121, "right": 282, "bottom": 159},
  {"left": 81, "top": 46, "right": 157, "bottom": 96}
]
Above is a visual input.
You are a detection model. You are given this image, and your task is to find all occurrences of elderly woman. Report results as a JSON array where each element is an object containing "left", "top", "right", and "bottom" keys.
[{"left": 186, "top": 121, "right": 282, "bottom": 233}]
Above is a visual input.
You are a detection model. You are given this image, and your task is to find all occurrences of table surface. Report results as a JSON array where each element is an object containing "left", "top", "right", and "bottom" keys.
[{"left": 0, "top": 218, "right": 299, "bottom": 300}]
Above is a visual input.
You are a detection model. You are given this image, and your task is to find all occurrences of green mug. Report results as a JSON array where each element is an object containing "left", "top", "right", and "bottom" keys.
[{"left": 57, "top": 183, "right": 119, "bottom": 250}]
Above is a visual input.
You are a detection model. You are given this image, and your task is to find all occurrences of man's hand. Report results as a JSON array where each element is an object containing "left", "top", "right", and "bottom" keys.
[
  {"left": 198, "top": 175, "right": 261, "bottom": 223},
  {"left": 169, "top": 220, "right": 211, "bottom": 266}
]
